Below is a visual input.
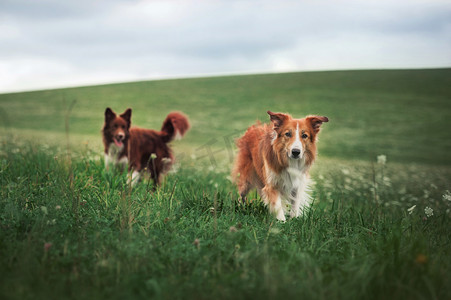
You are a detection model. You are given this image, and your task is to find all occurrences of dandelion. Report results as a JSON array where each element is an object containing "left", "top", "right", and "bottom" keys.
[
  {"left": 407, "top": 205, "right": 416, "bottom": 215},
  {"left": 40, "top": 206, "right": 48, "bottom": 215},
  {"left": 443, "top": 190, "right": 451, "bottom": 202},
  {"left": 377, "top": 155, "right": 387, "bottom": 165},
  {"left": 424, "top": 206, "right": 434, "bottom": 218}
]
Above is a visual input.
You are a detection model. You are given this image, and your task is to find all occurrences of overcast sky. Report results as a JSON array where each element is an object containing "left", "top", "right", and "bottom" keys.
[{"left": 1, "top": 0, "right": 450, "bottom": 93}]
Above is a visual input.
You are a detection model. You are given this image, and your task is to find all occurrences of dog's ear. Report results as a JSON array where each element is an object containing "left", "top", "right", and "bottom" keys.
[
  {"left": 105, "top": 107, "right": 116, "bottom": 122},
  {"left": 306, "top": 116, "right": 329, "bottom": 133},
  {"left": 120, "top": 108, "right": 132, "bottom": 126},
  {"left": 267, "top": 111, "right": 289, "bottom": 130}
]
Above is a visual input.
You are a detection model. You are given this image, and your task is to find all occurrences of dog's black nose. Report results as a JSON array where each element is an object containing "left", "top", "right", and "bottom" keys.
[{"left": 291, "top": 148, "right": 301, "bottom": 158}]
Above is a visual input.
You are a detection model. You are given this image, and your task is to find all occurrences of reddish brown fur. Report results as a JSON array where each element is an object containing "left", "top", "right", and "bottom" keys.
[
  {"left": 102, "top": 108, "right": 190, "bottom": 186},
  {"left": 232, "top": 111, "right": 328, "bottom": 220}
]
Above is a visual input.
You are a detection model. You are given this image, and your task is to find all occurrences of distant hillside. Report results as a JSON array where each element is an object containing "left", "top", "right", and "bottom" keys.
[{"left": 1, "top": 69, "right": 450, "bottom": 165}]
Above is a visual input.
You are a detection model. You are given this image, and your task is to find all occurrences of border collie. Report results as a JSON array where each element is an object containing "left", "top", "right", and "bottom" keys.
[
  {"left": 232, "top": 111, "right": 328, "bottom": 221},
  {"left": 102, "top": 107, "right": 189, "bottom": 186}
]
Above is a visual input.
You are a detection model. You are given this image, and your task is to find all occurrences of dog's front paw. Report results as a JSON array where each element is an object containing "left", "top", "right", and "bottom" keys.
[
  {"left": 276, "top": 210, "right": 286, "bottom": 222},
  {"left": 289, "top": 209, "right": 301, "bottom": 218}
]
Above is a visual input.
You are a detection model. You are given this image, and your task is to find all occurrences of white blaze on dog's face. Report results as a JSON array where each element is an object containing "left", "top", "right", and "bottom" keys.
[{"left": 268, "top": 111, "right": 328, "bottom": 165}]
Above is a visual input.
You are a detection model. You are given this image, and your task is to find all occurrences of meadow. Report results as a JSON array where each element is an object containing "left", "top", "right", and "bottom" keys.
[{"left": 1, "top": 69, "right": 450, "bottom": 299}]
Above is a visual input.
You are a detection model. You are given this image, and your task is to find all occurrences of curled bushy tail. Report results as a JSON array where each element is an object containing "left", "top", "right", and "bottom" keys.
[{"left": 161, "top": 111, "right": 190, "bottom": 143}]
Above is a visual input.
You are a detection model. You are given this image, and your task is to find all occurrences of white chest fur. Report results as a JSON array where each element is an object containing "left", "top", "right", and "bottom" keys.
[
  {"left": 105, "top": 143, "right": 128, "bottom": 170},
  {"left": 265, "top": 159, "right": 312, "bottom": 218}
]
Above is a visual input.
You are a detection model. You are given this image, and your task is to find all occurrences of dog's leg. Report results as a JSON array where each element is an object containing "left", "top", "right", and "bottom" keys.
[
  {"left": 128, "top": 170, "right": 141, "bottom": 186},
  {"left": 233, "top": 151, "right": 255, "bottom": 204},
  {"left": 262, "top": 185, "right": 286, "bottom": 222},
  {"left": 161, "top": 157, "right": 172, "bottom": 174},
  {"left": 290, "top": 187, "right": 303, "bottom": 218},
  {"left": 118, "top": 156, "right": 129, "bottom": 172},
  {"left": 237, "top": 180, "right": 251, "bottom": 204},
  {"left": 290, "top": 175, "right": 312, "bottom": 218},
  {"left": 104, "top": 153, "right": 111, "bottom": 171}
]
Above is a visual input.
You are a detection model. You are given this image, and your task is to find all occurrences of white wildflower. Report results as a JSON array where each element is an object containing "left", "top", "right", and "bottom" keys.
[
  {"left": 407, "top": 205, "right": 416, "bottom": 215},
  {"left": 341, "top": 169, "right": 350, "bottom": 175},
  {"left": 46, "top": 219, "right": 56, "bottom": 225},
  {"left": 424, "top": 206, "right": 434, "bottom": 218},
  {"left": 443, "top": 190, "right": 451, "bottom": 202},
  {"left": 269, "top": 227, "right": 281, "bottom": 234},
  {"left": 383, "top": 176, "right": 391, "bottom": 186},
  {"left": 377, "top": 155, "right": 387, "bottom": 165},
  {"left": 40, "top": 206, "right": 48, "bottom": 215},
  {"left": 150, "top": 153, "right": 157, "bottom": 159}
]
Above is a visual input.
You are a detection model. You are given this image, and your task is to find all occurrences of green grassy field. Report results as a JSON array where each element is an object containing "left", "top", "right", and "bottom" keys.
[{"left": 1, "top": 69, "right": 451, "bottom": 299}]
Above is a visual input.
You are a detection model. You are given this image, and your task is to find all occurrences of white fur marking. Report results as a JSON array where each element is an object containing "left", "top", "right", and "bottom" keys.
[
  {"left": 290, "top": 123, "right": 303, "bottom": 158},
  {"left": 105, "top": 142, "right": 128, "bottom": 171},
  {"left": 264, "top": 158, "right": 312, "bottom": 220},
  {"left": 174, "top": 130, "right": 183, "bottom": 140},
  {"left": 128, "top": 170, "right": 140, "bottom": 186},
  {"left": 272, "top": 196, "right": 286, "bottom": 222}
]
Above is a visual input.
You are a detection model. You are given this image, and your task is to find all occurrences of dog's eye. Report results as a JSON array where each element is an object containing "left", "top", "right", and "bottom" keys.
[
  {"left": 285, "top": 132, "right": 292, "bottom": 137},
  {"left": 301, "top": 133, "right": 308, "bottom": 139}
]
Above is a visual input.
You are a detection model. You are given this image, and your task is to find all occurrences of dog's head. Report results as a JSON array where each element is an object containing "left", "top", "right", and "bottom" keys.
[
  {"left": 267, "top": 110, "right": 328, "bottom": 166},
  {"left": 103, "top": 107, "right": 132, "bottom": 148}
]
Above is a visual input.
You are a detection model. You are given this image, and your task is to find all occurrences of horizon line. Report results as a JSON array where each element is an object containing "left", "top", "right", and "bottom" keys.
[{"left": 1, "top": 66, "right": 450, "bottom": 95}]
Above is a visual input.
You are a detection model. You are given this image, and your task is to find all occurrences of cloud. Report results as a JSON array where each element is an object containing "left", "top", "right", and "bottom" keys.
[{"left": 0, "top": 0, "right": 450, "bottom": 92}]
